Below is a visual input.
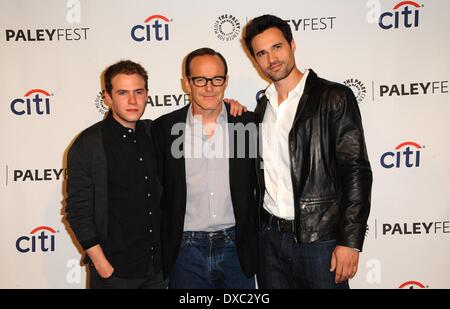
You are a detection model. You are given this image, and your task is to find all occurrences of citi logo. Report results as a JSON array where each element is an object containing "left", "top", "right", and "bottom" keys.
[
  {"left": 16, "top": 226, "right": 57, "bottom": 253},
  {"left": 380, "top": 141, "right": 423, "bottom": 168},
  {"left": 399, "top": 280, "right": 428, "bottom": 289},
  {"left": 379, "top": 1, "right": 423, "bottom": 30},
  {"left": 10, "top": 89, "right": 53, "bottom": 115},
  {"left": 131, "top": 14, "right": 171, "bottom": 42}
]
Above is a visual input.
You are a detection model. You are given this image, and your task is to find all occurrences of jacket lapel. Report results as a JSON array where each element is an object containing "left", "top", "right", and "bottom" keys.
[
  {"left": 291, "top": 69, "right": 317, "bottom": 127},
  {"left": 172, "top": 105, "right": 190, "bottom": 199}
]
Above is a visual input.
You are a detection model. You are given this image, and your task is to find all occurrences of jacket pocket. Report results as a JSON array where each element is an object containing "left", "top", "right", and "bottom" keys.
[{"left": 298, "top": 198, "right": 339, "bottom": 233}]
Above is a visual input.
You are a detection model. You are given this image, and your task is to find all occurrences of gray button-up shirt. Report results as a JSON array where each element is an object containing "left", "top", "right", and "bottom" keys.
[{"left": 183, "top": 103, "right": 235, "bottom": 232}]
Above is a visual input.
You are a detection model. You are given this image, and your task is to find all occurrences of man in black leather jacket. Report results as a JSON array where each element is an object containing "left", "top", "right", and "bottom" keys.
[{"left": 244, "top": 14, "right": 373, "bottom": 288}]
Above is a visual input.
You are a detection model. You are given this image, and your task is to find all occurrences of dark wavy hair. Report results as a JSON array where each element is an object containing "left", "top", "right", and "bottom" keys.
[{"left": 244, "top": 14, "right": 293, "bottom": 57}]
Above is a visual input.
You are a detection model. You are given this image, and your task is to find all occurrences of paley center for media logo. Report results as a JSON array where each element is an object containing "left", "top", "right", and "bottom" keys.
[
  {"left": 131, "top": 14, "right": 172, "bottom": 42},
  {"left": 214, "top": 14, "right": 241, "bottom": 41},
  {"left": 380, "top": 141, "right": 423, "bottom": 169},
  {"left": 378, "top": 81, "right": 448, "bottom": 98},
  {"left": 285, "top": 16, "right": 336, "bottom": 31},
  {"left": 378, "top": 1, "right": 423, "bottom": 30},
  {"left": 348, "top": 79, "right": 448, "bottom": 101},
  {"left": 370, "top": 218, "right": 449, "bottom": 238},
  {"left": 94, "top": 90, "right": 109, "bottom": 114},
  {"left": 4, "top": 28, "right": 90, "bottom": 42},
  {"left": 4, "top": 165, "right": 67, "bottom": 186},
  {"left": 10, "top": 89, "right": 53, "bottom": 116},
  {"left": 94, "top": 90, "right": 190, "bottom": 114},
  {"left": 16, "top": 226, "right": 58, "bottom": 253},
  {"left": 343, "top": 78, "right": 367, "bottom": 104}
]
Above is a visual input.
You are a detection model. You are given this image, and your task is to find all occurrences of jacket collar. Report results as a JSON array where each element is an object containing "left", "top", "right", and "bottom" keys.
[{"left": 255, "top": 69, "right": 318, "bottom": 124}]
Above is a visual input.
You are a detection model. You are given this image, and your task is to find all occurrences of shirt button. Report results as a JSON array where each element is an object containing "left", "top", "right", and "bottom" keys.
[
  {"left": 147, "top": 193, "right": 151, "bottom": 197},
  {"left": 133, "top": 140, "right": 136, "bottom": 143},
  {"left": 150, "top": 246, "right": 154, "bottom": 251},
  {"left": 139, "top": 157, "right": 143, "bottom": 161},
  {"left": 149, "top": 229, "right": 153, "bottom": 233},
  {"left": 149, "top": 211, "right": 152, "bottom": 215},
  {"left": 128, "top": 129, "right": 132, "bottom": 133},
  {"left": 210, "top": 192, "right": 214, "bottom": 196},
  {"left": 145, "top": 176, "right": 148, "bottom": 180},
  {"left": 122, "top": 134, "right": 126, "bottom": 138}
]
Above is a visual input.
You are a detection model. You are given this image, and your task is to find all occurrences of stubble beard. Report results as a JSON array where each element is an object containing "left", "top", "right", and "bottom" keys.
[{"left": 266, "top": 62, "right": 295, "bottom": 82}]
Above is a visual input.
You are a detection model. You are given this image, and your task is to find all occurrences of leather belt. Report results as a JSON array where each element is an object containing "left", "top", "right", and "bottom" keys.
[{"left": 261, "top": 208, "right": 295, "bottom": 234}]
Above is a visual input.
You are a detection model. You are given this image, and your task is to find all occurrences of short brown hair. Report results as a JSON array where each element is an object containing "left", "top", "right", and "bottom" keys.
[{"left": 104, "top": 60, "right": 148, "bottom": 94}]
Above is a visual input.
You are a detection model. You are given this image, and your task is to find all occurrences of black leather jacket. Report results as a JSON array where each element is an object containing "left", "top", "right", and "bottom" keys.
[{"left": 255, "top": 70, "right": 372, "bottom": 251}]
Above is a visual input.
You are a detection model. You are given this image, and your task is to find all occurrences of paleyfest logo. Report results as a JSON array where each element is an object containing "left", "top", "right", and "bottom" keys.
[
  {"left": 343, "top": 78, "right": 366, "bottom": 104},
  {"left": 94, "top": 90, "right": 108, "bottom": 114},
  {"left": 213, "top": 14, "right": 241, "bottom": 41}
]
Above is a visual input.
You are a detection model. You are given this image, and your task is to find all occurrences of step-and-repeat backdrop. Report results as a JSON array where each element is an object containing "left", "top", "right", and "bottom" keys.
[{"left": 1, "top": 0, "right": 449, "bottom": 288}]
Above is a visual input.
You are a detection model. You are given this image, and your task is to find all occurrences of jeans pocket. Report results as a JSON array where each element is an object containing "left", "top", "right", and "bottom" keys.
[
  {"left": 224, "top": 235, "right": 235, "bottom": 246},
  {"left": 180, "top": 234, "right": 193, "bottom": 247}
]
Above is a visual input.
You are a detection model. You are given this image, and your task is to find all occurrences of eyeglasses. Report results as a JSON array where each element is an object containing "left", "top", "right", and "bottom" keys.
[{"left": 188, "top": 76, "right": 226, "bottom": 87}]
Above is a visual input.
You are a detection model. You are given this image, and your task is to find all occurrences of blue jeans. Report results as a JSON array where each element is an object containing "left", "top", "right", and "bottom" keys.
[
  {"left": 169, "top": 226, "right": 255, "bottom": 289},
  {"left": 258, "top": 221, "right": 349, "bottom": 289}
]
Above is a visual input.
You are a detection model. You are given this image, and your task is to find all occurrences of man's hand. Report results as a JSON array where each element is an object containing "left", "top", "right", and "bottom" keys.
[
  {"left": 86, "top": 244, "right": 114, "bottom": 279},
  {"left": 330, "top": 245, "right": 359, "bottom": 284},
  {"left": 95, "top": 259, "right": 114, "bottom": 279},
  {"left": 224, "top": 98, "right": 247, "bottom": 116}
]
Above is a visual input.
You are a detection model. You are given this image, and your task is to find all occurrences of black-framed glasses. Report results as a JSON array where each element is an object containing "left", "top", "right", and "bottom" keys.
[{"left": 188, "top": 76, "right": 226, "bottom": 87}]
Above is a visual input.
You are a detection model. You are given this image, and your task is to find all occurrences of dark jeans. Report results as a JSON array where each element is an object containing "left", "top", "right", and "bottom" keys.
[
  {"left": 258, "top": 221, "right": 349, "bottom": 289},
  {"left": 169, "top": 226, "right": 255, "bottom": 289},
  {"left": 89, "top": 263, "right": 168, "bottom": 289}
]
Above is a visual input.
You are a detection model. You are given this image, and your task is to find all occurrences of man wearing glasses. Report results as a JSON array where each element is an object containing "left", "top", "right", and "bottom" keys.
[{"left": 151, "top": 47, "right": 258, "bottom": 288}]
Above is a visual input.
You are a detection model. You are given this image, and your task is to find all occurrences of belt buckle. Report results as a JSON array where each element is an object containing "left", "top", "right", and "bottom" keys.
[{"left": 277, "top": 218, "right": 290, "bottom": 233}]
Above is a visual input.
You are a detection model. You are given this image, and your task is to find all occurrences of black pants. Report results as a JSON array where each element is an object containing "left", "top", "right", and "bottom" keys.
[
  {"left": 258, "top": 220, "right": 349, "bottom": 289},
  {"left": 89, "top": 264, "right": 168, "bottom": 289}
]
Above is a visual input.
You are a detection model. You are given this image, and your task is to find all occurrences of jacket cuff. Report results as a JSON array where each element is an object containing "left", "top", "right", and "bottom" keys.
[{"left": 80, "top": 237, "right": 100, "bottom": 251}]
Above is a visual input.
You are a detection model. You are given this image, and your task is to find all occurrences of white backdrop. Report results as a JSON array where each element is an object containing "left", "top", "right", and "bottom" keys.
[{"left": 1, "top": 0, "right": 449, "bottom": 289}]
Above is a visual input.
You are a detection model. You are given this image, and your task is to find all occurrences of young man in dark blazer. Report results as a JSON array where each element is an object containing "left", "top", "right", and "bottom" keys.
[
  {"left": 65, "top": 60, "right": 166, "bottom": 289},
  {"left": 152, "top": 48, "right": 258, "bottom": 288}
]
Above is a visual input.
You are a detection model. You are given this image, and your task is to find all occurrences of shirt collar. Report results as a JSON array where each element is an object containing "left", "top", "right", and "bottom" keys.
[
  {"left": 105, "top": 111, "right": 138, "bottom": 139},
  {"left": 265, "top": 69, "right": 310, "bottom": 106},
  {"left": 187, "top": 102, "right": 227, "bottom": 126},
  {"left": 187, "top": 102, "right": 227, "bottom": 139}
]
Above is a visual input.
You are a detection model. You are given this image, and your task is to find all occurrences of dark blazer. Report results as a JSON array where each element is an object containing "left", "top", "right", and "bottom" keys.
[
  {"left": 152, "top": 104, "right": 258, "bottom": 279},
  {"left": 65, "top": 116, "right": 162, "bottom": 269}
]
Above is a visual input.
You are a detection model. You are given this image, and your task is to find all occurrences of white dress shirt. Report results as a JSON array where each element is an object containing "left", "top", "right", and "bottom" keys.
[{"left": 262, "top": 69, "right": 309, "bottom": 220}]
